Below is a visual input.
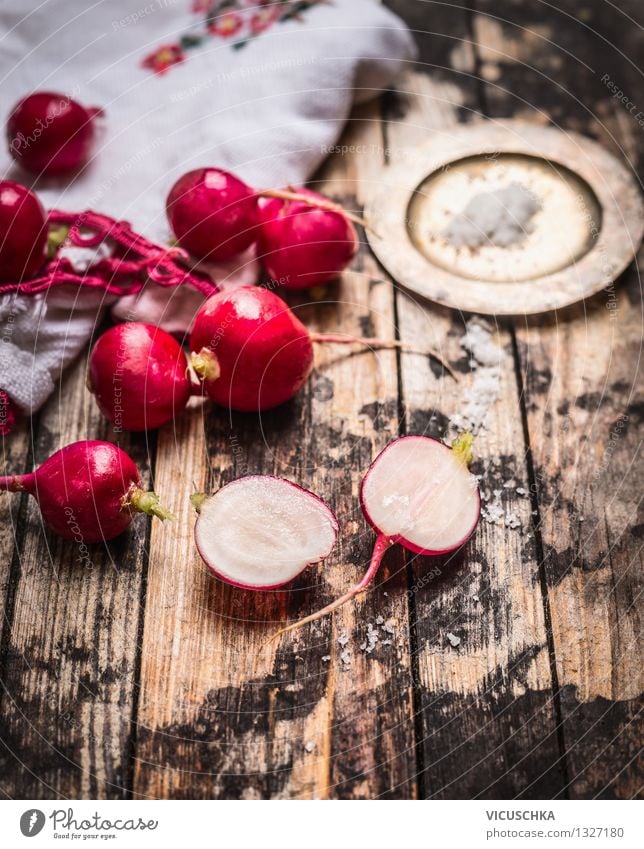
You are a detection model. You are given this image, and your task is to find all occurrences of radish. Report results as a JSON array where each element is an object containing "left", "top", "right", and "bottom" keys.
[
  {"left": 258, "top": 188, "right": 359, "bottom": 289},
  {"left": 166, "top": 168, "right": 259, "bottom": 262},
  {"left": 270, "top": 434, "right": 480, "bottom": 638},
  {"left": 190, "top": 286, "right": 454, "bottom": 412},
  {"left": 192, "top": 476, "right": 338, "bottom": 589},
  {"left": 7, "top": 92, "right": 101, "bottom": 175},
  {"left": 88, "top": 323, "right": 196, "bottom": 432},
  {"left": 0, "top": 440, "right": 172, "bottom": 543},
  {"left": 0, "top": 180, "right": 47, "bottom": 281},
  {"left": 190, "top": 285, "right": 314, "bottom": 412}
]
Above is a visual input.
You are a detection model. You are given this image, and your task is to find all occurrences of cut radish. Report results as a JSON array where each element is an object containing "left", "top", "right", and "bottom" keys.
[
  {"left": 361, "top": 435, "right": 480, "bottom": 555},
  {"left": 192, "top": 476, "right": 338, "bottom": 590},
  {"left": 269, "top": 434, "right": 480, "bottom": 638}
]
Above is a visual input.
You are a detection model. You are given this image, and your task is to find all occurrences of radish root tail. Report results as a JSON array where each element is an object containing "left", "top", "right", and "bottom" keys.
[
  {"left": 257, "top": 187, "right": 376, "bottom": 234},
  {"left": 310, "top": 333, "right": 457, "bottom": 381},
  {"left": 261, "top": 534, "right": 392, "bottom": 653}
]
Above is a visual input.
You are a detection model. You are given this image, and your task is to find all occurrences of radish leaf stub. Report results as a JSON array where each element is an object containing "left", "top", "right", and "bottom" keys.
[{"left": 194, "top": 476, "right": 338, "bottom": 590}]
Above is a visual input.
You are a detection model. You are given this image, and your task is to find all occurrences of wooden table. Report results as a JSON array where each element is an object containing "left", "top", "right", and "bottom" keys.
[{"left": 1, "top": 0, "right": 641, "bottom": 799}]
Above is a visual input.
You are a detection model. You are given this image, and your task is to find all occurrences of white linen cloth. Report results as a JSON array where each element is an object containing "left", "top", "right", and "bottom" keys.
[{"left": 0, "top": 0, "right": 415, "bottom": 414}]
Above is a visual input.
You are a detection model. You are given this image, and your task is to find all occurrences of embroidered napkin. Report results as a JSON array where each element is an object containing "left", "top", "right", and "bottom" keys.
[{"left": 0, "top": 0, "right": 415, "bottom": 415}]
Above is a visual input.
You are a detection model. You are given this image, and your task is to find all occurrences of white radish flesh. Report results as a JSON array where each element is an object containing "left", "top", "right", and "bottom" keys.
[
  {"left": 361, "top": 435, "right": 480, "bottom": 554},
  {"left": 268, "top": 434, "right": 480, "bottom": 640},
  {"left": 193, "top": 476, "right": 338, "bottom": 590}
]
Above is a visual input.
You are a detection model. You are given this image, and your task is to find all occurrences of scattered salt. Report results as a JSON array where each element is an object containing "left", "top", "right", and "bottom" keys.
[
  {"left": 304, "top": 741, "right": 315, "bottom": 753},
  {"left": 337, "top": 632, "right": 349, "bottom": 648},
  {"left": 340, "top": 650, "right": 351, "bottom": 666},
  {"left": 516, "top": 487, "right": 527, "bottom": 496},
  {"left": 449, "top": 320, "right": 503, "bottom": 434},
  {"left": 446, "top": 632, "right": 461, "bottom": 648},
  {"left": 375, "top": 615, "right": 385, "bottom": 625},
  {"left": 321, "top": 655, "right": 331, "bottom": 663}
]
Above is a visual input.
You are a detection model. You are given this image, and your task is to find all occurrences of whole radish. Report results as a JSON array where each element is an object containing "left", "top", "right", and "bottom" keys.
[
  {"left": 190, "top": 286, "right": 314, "bottom": 412},
  {"left": 0, "top": 440, "right": 172, "bottom": 543},
  {"left": 270, "top": 434, "right": 480, "bottom": 639},
  {"left": 7, "top": 92, "right": 101, "bottom": 175},
  {"left": 0, "top": 180, "right": 47, "bottom": 281},
  {"left": 192, "top": 476, "right": 338, "bottom": 589},
  {"left": 258, "top": 188, "right": 359, "bottom": 289},
  {"left": 166, "top": 168, "right": 259, "bottom": 262},
  {"left": 88, "top": 323, "right": 195, "bottom": 432},
  {"left": 190, "top": 286, "right": 454, "bottom": 412}
]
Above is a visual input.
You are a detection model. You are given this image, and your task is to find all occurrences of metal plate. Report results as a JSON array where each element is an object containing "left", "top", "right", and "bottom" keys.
[{"left": 365, "top": 122, "right": 644, "bottom": 315}]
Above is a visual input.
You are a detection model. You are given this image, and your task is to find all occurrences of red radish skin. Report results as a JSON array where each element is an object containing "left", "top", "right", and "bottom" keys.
[
  {"left": 7, "top": 92, "right": 101, "bottom": 175},
  {"left": 166, "top": 168, "right": 259, "bottom": 262},
  {"left": 0, "top": 180, "right": 47, "bottom": 282},
  {"left": 190, "top": 286, "right": 454, "bottom": 413},
  {"left": 190, "top": 286, "right": 314, "bottom": 412},
  {"left": 258, "top": 188, "right": 359, "bottom": 289},
  {"left": 192, "top": 476, "right": 338, "bottom": 590},
  {"left": 88, "top": 323, "right": 195, "bottom": 432},
  {"left": 269, "top": 434, "right": 480, "bottom": 639},
  {"left": 0, "top": 440, "right": 172, "bottom": 543}
]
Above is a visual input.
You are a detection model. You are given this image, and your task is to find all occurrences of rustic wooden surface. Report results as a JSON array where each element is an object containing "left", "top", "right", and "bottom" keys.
[{"left": 0, "top": 0, "right": 642, "bottom": 799}]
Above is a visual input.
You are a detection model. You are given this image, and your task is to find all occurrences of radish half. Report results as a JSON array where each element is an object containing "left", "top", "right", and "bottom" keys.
[
  {"left": 270, "top": 434, "right": 480, "bottom": 638},
  {"left": 192, "top": 476, "right": 338, "bottom": 590}
]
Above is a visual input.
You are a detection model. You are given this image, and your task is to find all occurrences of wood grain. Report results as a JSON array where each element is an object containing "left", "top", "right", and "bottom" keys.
[
  {"left": 0, "top": 351, "right": 153, "bottom": 798},
  {"left": 472, "top": 0, "right": 644, "bottom": 798},
  {"left": 382, "top": 0, "right": 567, "bottom": 797},
  {"left": 132, "top": 102, "right": 418, "bottom": 800}
]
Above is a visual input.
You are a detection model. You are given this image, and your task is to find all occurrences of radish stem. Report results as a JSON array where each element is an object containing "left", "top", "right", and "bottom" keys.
[
  {"left": 0, "top": 473, "right": 34, "bottom": 493},
  {"left": 310, "top": 333, "right": 457, "bottom": 380},
  {"left": 258, "top": 187, "right": 372, "bottom": 232},
  {"left": 267, "top": 533, "right": 392, "bottom": 646},
  {"left": 125, "top": 486, "right": 174, "bottom": 521}
]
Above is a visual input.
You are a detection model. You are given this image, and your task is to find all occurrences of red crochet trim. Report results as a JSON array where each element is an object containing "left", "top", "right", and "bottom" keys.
[{"left": 0, "top": 209, "right": 217, "bottom": 298}]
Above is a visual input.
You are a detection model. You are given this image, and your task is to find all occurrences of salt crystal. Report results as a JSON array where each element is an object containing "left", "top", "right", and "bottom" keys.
[
  {"left": 446, "top": 632, "right": 461, "bottom": 648},
  {"left": 337, "top": 632, "right": 349, "bottom": 647},
  {"left": 304, "top": 741, "right": 315, "bottom": 753},
  {"left": 340, "top": 650, "right": 351, "bottom": 665},
  {"left": 321, "top": 655, "right": 331, "bottom": 662}
]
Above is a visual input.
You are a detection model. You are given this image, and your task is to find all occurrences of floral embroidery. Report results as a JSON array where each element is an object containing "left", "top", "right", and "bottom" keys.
[
  {"left": 208, "top": 10, "right": 244, "bottom": 37},
  {"left": 141, "top": 43, "right": 185, "bottom": 74},
  {"left": 142, "top": 1, "right": 326, "bottom": 74}
]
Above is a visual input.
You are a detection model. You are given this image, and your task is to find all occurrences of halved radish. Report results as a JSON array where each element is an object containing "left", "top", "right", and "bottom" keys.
[
  {"left": 192, "top": 476, "right": 338, "bottom": 590},
  {"left": 270, "top": 434, "right": 480, "bottom": 638}
]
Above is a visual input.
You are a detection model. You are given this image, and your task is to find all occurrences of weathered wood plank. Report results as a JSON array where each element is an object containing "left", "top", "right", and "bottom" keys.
[
  {"left": 472, "top": 0, "right": 644, "bottom": 798},
  {"left": 0, "top": 350, "right": 152, "bottom": 798},
  {"left": 384, "top": 0, "right": 567, "bottom": 798},
  {"left": 133, "top": 102, "right": 418, "bottom": 800}
]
